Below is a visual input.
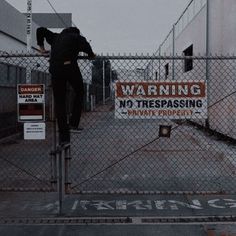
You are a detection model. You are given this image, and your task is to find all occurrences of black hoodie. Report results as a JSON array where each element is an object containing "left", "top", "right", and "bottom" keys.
[{"left": 36, "top": 27, "right": 94, "bottom": 71}]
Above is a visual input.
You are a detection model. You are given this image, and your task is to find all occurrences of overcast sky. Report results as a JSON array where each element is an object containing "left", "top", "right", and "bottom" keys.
[{"left": 5, "top": 0, "right": 190, "bottom": 54}]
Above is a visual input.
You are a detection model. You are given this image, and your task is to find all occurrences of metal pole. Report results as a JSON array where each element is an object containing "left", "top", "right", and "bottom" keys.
[
  {"left": 110, "top": 65, "right": 112, "bottom": 99},
  {"left": 206, "top": 0, "right": 210, "bottom": 67},
  {"left": 26, "top": 0, "right": 32, "bottom": 84},
  {"left": 205, "top": 0, "right": 210, "bottom": 129},
  {"left": 102, "top": 60, "right": 105, "bottom": 105},
  {"left": 52, "top": 90, "right": 57, "bottom": 189},
  {"left": 159, "top": 46, "right": 161, "bottom": 81},
  {"left": 90, "top": 95, "right": 94, "bottom": 111},
  {"left": 172, "top": 24, "right": 175, "bottom": 80},
  {"left": 152, "top": 59, "right": 154, "bottom": 80},
  {"left": 50, "top": 126, "right": 57, "bottom": 191},
  {"left": 64, "top": 145, "right": 71, "bottom": 194},
  {"left": 86, "top": 83, "right": 89, "bottom": 111},
  {"left": 58, "top": 149, "right": 63, "bottom": 215},
  {"left": 26, "top": 0, "right": 32, "bottom": 52},
  {"left": 57, "top": 144, "right": 70, "bottom": 214}
]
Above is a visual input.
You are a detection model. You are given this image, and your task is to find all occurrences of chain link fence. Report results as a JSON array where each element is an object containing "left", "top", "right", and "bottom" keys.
[
  {"left": 0, "top": 54, "right": 53, "bottom": 191},
  {"left": 0, "top": 53, "right": 235, "bottom": 194}
]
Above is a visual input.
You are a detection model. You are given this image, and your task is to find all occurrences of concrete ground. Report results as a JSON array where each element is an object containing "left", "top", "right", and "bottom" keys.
[
  {"left": 0, "top": 192, "right": 236, "bottom": 235},
  {"left": 0, "top": 103, "right": 236, "bottom": 235}
]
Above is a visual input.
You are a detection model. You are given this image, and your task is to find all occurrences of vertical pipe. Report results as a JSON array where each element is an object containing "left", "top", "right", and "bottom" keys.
[
  {"left": 102, "top": 60, "right": 105, "bottom": 105},
  {"left": 206, "top": 0, "right": 210, "bottom": 66},
  {"left": 52, "top": 88, "right": 57, "bottom": 189},
  {"left": 64, "top": 146, "right": 71, "bottom": 194},
  {"left": 110, "top": 65, "right": 112, "bottom": 99},
  {"left": 86, "top": 83, "right": 89, "bottom": 111},
  {"left": 90, "top": 95, "right": 94, "bottom": 111},
  {"left": 172, "top": 24, "right": 176, "bottom": 80},
  {"left": 205, "top": 0, "right": 210, "bottom": 129},
  {"left": 159, "top": 46, "right": 161, "bottom": 81},
  {"left": 152, "top": 59, "right": 154, "bottom": 80},
  {"left": 58, "top": 150, "right": 63, "bottom": 215}
]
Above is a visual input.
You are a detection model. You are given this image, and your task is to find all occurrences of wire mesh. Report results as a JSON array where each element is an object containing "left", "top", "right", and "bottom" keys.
[
  {"left": 69, "top": 56, "right": 236, "bottom": 194},
  {"left": 0, "top": 54, "right": 53, "bottom": 191},
  {"left": 0, "top": 53, "right": 235, "bottom": 194}
]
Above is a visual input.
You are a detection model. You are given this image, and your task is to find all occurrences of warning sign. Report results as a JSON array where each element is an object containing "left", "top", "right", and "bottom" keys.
[
  {"left": 17, "top": 84, "right": 45, "bottom": 122},
  {"left": 24, "top": 123, "right": 46, "bottom": 140},
  {"left": 115, "top": 81, "right": 207, "bottom": 119}
]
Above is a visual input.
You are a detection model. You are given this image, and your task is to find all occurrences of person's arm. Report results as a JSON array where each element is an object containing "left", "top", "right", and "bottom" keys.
[
  {"left": 36, "top": 27, "right": 58, "bottom": 53},
  {"left": 79, "top": 36, "right": 96, "bottom": 59}
]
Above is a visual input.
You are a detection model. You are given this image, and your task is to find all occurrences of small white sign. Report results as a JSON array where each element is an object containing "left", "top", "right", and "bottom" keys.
[{"left": 24, "top": 123, "right": 46, "bottom": 140}]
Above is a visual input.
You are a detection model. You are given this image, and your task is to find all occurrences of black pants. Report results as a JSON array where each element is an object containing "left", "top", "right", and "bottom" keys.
[{"left": 51, "top": 64, "right": 84, "bottom": 143}]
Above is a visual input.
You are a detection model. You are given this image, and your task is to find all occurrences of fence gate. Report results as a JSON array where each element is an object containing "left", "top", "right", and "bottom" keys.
[
  {"left": 67, "top": 56, "right": 236, "bottom": 195},
  {"left": 0, "top": 54, "right": 236, "bottom": 195}
]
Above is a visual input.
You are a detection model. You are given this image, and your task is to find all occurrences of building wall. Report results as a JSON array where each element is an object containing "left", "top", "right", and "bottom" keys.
[
  {"left": 207, "top": 0, "right": 236, "bottom": 138},
  {"left": 160, "top": 0, "right": 236, "bottom": 59},
  {"left": 175, "top": 6, "right": 206, "bottom": 56},
  {"left": 0, "top": 34, "right": 28, "bottom": 52},
  {"left": 158, "top": 0, "right": 236, "bottom": 138},
  {"left": 208, "top": 0, "right": 236, "bottom": 54},
  {"left": 0, "top": 1, "right": 73, "bottom": 53},
  {"left": 0, "top": 0, "right": 38, "bottom": 52}
]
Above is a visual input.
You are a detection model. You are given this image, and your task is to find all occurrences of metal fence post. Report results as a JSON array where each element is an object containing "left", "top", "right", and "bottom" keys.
[
  {"left": 205, "top": 0, "right": 210, "bottom": 129},
  {"left": 159, "top": 46, "right": 161, "bottom": 81},
  {"left": 49, "top": 87, "right": 58, "bottom": 190},
  {"left": 86, "top": 83, "right": 90, "bottom": 111},
  {"left": 58, "top": 147, "right": 63, "bottom": 215},
  {"left": 103, "top": 60, "right": 105, "bottom": 105},
  {"left": 64, "top": 145, "right": 71, "bottom": 194},
  {"left": 56, "top": 143, "right": 70, "bottom": 214},
  {"left": 172, "top": 24, "right": 176, "bottom": 81},
  {"left": 110, "top": 65, "right": 112, "bottom": 99},
  {"left": 50, "top": 148, "right": 57, "bottom": 190}
]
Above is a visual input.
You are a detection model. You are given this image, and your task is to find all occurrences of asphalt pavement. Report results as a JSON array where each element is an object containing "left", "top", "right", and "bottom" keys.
[
  {"left": 0, "top": 192, "right": 236, "bottom": 235},
  {"left": 1, "top": 103, "right": 236, "bottom": 235}
]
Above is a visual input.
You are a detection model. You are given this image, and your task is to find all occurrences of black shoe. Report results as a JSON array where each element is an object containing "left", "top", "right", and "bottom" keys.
[
  {"left": 70, "top": 126, "right": 83, "bottom": 133},
  {"left": 59, "top": 141, "right": 70, "bottom": 148},
  {"left": 58, "top": 141, "right": 70, "bottom": 149}
]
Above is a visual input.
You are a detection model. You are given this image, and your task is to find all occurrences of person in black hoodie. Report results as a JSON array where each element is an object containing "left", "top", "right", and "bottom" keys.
[{"left": 37, "top": 27, "right": 96, "bottom": 145}]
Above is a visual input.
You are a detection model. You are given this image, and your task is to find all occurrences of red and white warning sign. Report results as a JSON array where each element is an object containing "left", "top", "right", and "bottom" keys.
[
  {"left": 17, "top": 84, "right": 45, "bottom": 122},
  {"left": 115, "top": 80, "right": 207, "bottom": 119}
]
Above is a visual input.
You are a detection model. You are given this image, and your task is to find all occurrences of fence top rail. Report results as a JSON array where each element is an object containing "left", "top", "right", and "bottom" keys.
[{"left": 1, "top": 53, "right": 236, "bottom": 60}]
